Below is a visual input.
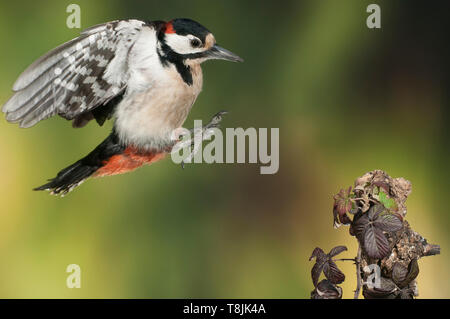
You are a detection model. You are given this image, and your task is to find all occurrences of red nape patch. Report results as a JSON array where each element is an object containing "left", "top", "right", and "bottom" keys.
[
  {"left": 94, "top": 147, "right": 166, "bottom": 177},
  {"left": 165, "top": 21, "right": 176, "bottom": 34}
]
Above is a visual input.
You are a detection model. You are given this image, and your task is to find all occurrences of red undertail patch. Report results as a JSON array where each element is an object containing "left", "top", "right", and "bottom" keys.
[{"left": 94, "top": 147, "right": 166, "bottom": 177}]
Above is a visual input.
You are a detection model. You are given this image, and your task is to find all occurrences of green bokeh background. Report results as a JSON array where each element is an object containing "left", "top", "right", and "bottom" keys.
[{"left": 0, "top": 0, "right": 448, "bottom": 298}]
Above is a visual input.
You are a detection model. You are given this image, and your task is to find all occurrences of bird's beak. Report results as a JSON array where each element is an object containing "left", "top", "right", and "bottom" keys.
[{"left": 206, "top": 45, "right": 244, "bottom": 63}]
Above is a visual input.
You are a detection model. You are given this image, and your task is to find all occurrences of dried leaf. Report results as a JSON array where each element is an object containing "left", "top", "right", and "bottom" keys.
[
  {"left": 373, "top": 180, "right": 390, "bottom": 194},
  {"left": 393, "top": 258, "right": 419, "bottom": 289},
  {"left": 333, "top": 187, "right": 353, "bottom": 227},
  {"left": 309, "top": 247, "right": 326, "bottom": 261},
  {"left": 397, "top": 288, "right": 414, "bottom": 299},
  {"left": 376, "top": 277, "right": 397, "bottom": 293},
  {"left": 364, "top": 277, "right": 397, "bottom": 299},
  {"left": 328, "top": 246, "right": 347, "bottom": 258},
  {"left": 392, "top": 262, "right": 408, "bottom": 286},
  {"left": 323, "top": 260, "right": 345, "bottom": 284},
  {"left": 403, "top": 258, "right": 419, "bottom": 285},
  {"left": 352, "top": 213, "right": 369, "bottom": 242},
  {"left": 368, "top": 204, "right": 384, "bottom": 219},
  {"left": 309, "top": 247, "right": 327, "bottom": 287},
  {"left": 352, "top": 205, "right": 402, "bottom": 258},
  {"left": 373, "top": 213, "right": 403, "bottom": 233},
  {"left": 311, "top": 260, "right": 324, "bottom": 287},
  {"left": 364, "top": 225, "right": 390, "bottom": 259},
  {"left": 309, "top": 246, "right": 347, "bottom": 287},
  {"left": 311, "top": 280, "right": 343, "bottom": 299}
]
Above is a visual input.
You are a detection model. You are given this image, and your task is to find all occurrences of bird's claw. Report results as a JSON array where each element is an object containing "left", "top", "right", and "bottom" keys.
[
  {"left": 205, "top": 110, "right": 228, "bottom": 129},
  {"left": 188, "top": 110, "right": 228, "bottom": 135},
  {"left": 181, "top": 110, "right": 228, "bottom": 169}
]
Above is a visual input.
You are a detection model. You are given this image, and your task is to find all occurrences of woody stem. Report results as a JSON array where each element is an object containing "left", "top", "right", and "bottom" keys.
[{"left": 354, "top": 245, "right": 362, "bottom": 299}]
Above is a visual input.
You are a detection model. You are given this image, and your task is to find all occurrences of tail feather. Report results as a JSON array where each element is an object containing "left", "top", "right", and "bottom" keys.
[
  {"left": 33, "top": 160, "right": 98, "bottom": 196},
  {"left": 33, "top": 130, "right": 167, "bottom": 196},
  {"left": 34, "top": 131, "right": 125, "bottom": 196}
]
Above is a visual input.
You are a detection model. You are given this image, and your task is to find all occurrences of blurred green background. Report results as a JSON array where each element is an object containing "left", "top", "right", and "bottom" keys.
[{"left": 0, "top": 0, "right": 448, "bottom": 298}]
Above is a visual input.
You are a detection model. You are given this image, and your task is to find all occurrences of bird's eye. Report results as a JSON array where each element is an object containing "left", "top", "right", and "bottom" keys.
[{"left": 190, "top": 39, "right": 202, "bottom": 48}]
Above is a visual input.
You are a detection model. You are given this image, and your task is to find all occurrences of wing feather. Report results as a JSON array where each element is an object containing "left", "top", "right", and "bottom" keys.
[{"left": 3, "top": 19, "right": 146, "bottom": 128}]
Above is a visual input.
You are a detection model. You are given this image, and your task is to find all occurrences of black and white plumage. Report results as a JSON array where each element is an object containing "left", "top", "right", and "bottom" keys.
[
  {"left": 2, "top": 18, "right": 243, "bottom": 195},
  {"left": 3, "top": 20, "right": 143, "bottom": 128}
]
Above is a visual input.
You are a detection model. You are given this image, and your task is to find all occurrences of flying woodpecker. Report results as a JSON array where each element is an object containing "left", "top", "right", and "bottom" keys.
[{"left": 2, "top": 18, "right": 243, "bottom": 196}]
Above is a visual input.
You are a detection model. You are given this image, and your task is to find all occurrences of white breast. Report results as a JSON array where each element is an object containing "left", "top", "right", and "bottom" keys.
[{"left": 114, "top": 27, "right": 203, "bottom": 151}]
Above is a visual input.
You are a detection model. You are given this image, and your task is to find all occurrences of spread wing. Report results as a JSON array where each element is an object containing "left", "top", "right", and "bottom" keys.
[{"left": 2, "top": 19, "right": 146, "bottom": 128}]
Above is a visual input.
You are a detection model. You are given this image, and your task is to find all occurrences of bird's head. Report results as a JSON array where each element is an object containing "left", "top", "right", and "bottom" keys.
[{"left": 157, "top": 18, "right": 243, "bottom": 64}]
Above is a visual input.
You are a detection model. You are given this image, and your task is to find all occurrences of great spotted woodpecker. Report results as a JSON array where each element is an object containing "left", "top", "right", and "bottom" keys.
[{"left": 2, "top": 18, "right": 243, "bottom": 195}]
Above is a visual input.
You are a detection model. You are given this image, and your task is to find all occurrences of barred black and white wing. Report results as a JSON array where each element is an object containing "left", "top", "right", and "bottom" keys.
[{"left": 2, "top": 19, "right": 146, "bottom": 128}]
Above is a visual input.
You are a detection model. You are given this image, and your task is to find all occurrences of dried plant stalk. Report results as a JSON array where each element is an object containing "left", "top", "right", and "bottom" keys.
[{"left": 310, "top": 170, "right": 440, "bottom": 299}]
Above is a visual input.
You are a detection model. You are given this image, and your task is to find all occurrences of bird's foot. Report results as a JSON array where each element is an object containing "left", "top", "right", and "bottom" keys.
[
  {"left": 190, "top": 110, "right": 228, "bottom": 134},
  {"left": 173, "top": 111, "right": 228, "bottom": 169}
]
